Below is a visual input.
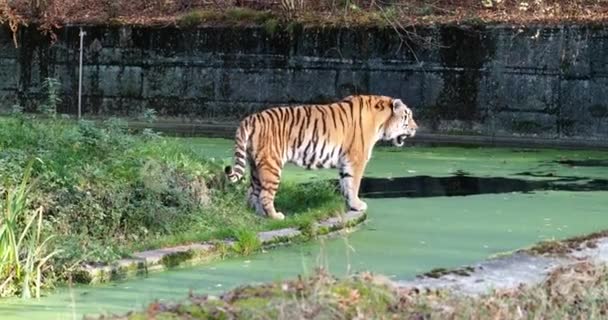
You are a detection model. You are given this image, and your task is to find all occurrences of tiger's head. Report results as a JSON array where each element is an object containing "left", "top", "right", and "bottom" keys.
[{"left": 382, "top": 98, "right": 418, "bottom": 147}]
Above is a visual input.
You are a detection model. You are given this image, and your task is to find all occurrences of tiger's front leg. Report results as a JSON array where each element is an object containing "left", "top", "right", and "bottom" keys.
[{"left": 338, "top": 160, "right": 367, "bottom": 212}]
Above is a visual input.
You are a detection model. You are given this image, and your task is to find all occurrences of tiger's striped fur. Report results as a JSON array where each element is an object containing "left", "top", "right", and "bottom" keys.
[{"left": 225, "top": 95, "right": 418, "bottom": 220}]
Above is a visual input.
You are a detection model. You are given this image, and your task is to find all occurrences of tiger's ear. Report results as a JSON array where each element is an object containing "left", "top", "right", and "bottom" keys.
[{"left": 392, "top": 99, "right": 407, "bottom": 113}]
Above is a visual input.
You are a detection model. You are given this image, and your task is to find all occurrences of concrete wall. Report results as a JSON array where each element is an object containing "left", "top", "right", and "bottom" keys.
[{"left": 0, "top": 24, "right": 607, "bottom": 140}]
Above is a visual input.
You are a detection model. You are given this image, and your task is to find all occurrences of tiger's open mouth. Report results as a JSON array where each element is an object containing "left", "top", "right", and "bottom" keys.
[{"left": 392, "top": 134, "right": 407, "bottom": 147}]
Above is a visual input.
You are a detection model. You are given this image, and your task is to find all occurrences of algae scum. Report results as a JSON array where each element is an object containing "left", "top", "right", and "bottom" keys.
[{"left": 2, "top": 140, "right": 608, "bottom": 319}]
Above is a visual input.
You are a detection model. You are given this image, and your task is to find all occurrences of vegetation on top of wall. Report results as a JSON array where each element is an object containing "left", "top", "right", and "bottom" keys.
[
  {"left": 1, "top": 0, "right": 607, "bottom": 46},
  {"left": 175, "top": 6, "right": 398, "bottom": 29},
  {"left": 177, "top": 7, "right": 278, "bottom": 28}
]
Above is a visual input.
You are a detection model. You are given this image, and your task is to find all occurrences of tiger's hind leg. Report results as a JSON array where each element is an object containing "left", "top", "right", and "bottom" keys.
[
  {"left": 246, "top": 184, "right": 259, "bottom": 211},
  {"left": 246, "top": 163, "right": 263, "bottom": 213},
  {"left": 256, "top": 160, "right": 285, "bottom": 220}
]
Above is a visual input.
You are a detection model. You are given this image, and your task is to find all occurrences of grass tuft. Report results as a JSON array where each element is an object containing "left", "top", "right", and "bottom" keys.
[
  {"left": 232, "top": 229, "right": 261, "bottom": 256},
  {"left": 0, "top": 160, "right": 62, "bottom": 298}
]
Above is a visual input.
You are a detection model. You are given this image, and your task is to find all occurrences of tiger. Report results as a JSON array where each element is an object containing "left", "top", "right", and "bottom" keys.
[{"left": 224, "top": 94, "right": 418, "bottom": 220}]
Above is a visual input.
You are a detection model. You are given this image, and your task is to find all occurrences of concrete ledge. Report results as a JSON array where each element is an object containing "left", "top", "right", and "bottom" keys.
[
  {"left": 132, "top": 243, "right": 216, "bottom": 265},
  {"left": 257, "top": 228, "right": 301, "bottom": 243},
  {"left": 398, "top": 234, "right": 608, "bottom": 296},
  {"left": 73, "top": 210, "right": 366, "bottom": 284}
]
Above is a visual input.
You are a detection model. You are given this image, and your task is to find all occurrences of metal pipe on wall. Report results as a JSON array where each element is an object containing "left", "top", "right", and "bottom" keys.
[{"left": 78, "top": 27, "right": 86, "bottom": 119}]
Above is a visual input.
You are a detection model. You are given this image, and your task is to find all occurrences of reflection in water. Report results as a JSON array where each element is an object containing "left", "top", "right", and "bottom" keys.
[
  {"left": 345, "top": 175, "right": 608, "bottom": 198},
  {"left": 556, "top": 159, "right": 608, "bottom": 167}
]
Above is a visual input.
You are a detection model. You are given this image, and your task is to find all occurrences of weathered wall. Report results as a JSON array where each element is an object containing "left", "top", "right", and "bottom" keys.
[{"left": 0, "top": 24, "right": 607, "bottom": 140}]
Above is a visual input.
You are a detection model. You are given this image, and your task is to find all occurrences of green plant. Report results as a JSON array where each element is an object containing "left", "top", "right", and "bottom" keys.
[
  {"left": 140, "top": 108, "right": 158, "bottom": 124},
  {"left": 0, "top": 160, "right": 62, "bottom": 298},
  {"left": 263, "top": 18, "right": 280, "bottom": 35},
  {"left": 10, "top": 104, "right": 23, "bottom": 115},
  {"left": 212, "top": 240, "right": 230, "bottom": 260},
  {"left": 103, "top": 117, "right": 129, "bottom": 133},
  {"left": 232, "top": 229, "right": 261, "bottom": 256},
  {"left": 177, "top": 9, "right": 212, "bottom": 28},
  {"left": 137, "top": 108, "right": 161, "bottom": 139},
  {"left": 141, "top": 128, "right": 162, "bottom": 140},
  {"left": 40, "top": 77, "right": 62, "bottom": 118},
  {"left": 298, "top": 219, "right": 316, "bottom": 240},
  {"left": 225, "top": 7, "right": 274, "bottom": 23}
]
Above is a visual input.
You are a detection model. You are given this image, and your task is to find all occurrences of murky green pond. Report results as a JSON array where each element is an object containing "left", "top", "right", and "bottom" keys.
[{"left": 2, "top": 139, "right": 607, "bottom": 319}]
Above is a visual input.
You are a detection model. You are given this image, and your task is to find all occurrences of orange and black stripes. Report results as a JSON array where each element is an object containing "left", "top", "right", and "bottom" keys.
[
  {"left": 224, "top": 95, "right": 416, "bottom": 220},
  {"left": 224, "top": 118, "right": 251, "bottom": 182}
]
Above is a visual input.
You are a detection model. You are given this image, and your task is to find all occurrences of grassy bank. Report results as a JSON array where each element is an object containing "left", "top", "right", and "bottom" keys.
[
  {"left": 95, "top": 261, "right": 608, "bottom": 320},
  {"left": 0, "top": 116, "right": 343, "bottom": 297}
]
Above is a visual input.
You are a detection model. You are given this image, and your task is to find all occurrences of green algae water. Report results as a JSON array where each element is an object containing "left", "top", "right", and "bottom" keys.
[{"left": 2, "top": 139, "right": 607, "bottom": 319}]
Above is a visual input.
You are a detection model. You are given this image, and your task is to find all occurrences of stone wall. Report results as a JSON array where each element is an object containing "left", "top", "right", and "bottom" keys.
[{"left": 0, "top": 24, "right": 607, "bottom": 140}]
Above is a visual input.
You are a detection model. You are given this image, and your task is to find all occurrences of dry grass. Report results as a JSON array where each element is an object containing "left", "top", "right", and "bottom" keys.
[
  {"left": 2, "top": 0, "right": 607, "bottom": 48},
  {"left": 527, "top": 230, "right": 608, "bottom": 256},
  {"left": 3, "top": 0, "right": 608, "bottom": 28},
  {"left": 96, "top": 261, "right": 608, "bottom": 319}
]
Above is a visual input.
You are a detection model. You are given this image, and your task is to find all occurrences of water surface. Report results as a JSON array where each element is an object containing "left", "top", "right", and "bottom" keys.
[{"left": 2, "top": 140, "right": 607, "bottom": 319}]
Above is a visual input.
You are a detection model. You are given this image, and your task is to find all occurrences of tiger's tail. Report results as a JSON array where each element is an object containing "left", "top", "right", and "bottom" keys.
[{"left": 225, "top": 119, "right": 251, "bottom": 183}]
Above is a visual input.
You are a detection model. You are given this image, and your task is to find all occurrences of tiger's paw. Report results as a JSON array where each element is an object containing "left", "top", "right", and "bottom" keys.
[
  {"left": 349, "top": 199, "right": 368, "bottom": 212},
  {"left": 269, "top": 211, "right": 285, "bottom": 220}
]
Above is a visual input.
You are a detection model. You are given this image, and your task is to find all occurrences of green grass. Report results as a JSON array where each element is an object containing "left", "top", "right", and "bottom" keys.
[
  {"left": 175, "top": 6, "right": 395, "bottom": 30},
  {"left": 124, "top": 179, "right": 343, "bottom": 253},
  {"left": 177, "top": 8, "right": 276, "bottom": 28},
  {"left": 96, "top": 262, "right": 608, "bottom": 319},
  {"left": 0, "top": 116, "right": 343, "bottom": 296}
]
